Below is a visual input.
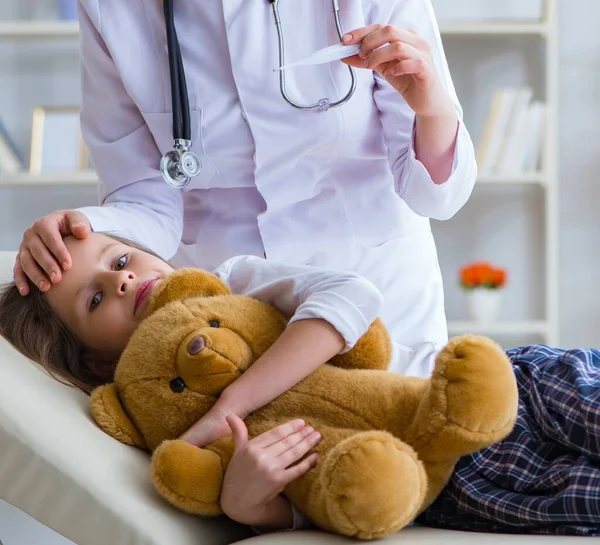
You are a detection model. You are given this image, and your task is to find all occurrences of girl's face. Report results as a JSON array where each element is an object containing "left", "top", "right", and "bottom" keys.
[{"left": 44, "top": 233, "right": 174, "bottom": 358}]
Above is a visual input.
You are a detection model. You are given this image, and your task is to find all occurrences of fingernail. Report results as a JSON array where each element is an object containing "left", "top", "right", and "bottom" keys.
[
  {"left": 305, "top": 427, "right": 314, "bottom": 434},
  {"left": 62, "top": 261, "right": 69, "bottom": 271},
  {"left": 18, "top": 285, "right": 24, "bottom": 293},
  {"left": 38, "top": 280, "right": 45, "bottom": 290},
  {"left": 50, "top": 272, "right": 56, "bottom": 282},
  {"left": 342, "top": 33, "right": 352, "bottom": 43},
  {"left": 296, "top": 419, "right": 305, "bottom": 427},
  {"left": 72, "top": 222, "right": 86, "bottom": 228},
  {"left": 314, "top": 432, "right": 322, "bottom": 441}
]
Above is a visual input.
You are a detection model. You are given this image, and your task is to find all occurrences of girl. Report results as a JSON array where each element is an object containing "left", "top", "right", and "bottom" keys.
[
  {"left": 2, "top": 233, "right": 599, "bottom": 536},
  {"left": 0, "top": 231, "right": 384, "bottom": 529}
]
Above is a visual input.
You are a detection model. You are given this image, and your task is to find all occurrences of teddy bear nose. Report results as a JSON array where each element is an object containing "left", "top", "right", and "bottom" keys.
[{"left": 188, "top": 336, "right": 206, "bottom": 355}]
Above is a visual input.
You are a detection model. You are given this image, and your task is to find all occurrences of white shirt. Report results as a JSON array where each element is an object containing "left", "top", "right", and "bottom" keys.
[
  {"left": 76, "top": 0, "right": 478, "bottom": 378},
  {"left": 214, "top": 255, "right": 383, "bottom": 354}
]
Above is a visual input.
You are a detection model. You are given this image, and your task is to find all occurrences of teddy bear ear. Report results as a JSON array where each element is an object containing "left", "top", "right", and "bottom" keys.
[
  {"left": 148, "top": 268, "right": 231, "bottom": 314},
  {"left": 90, "top": 384, "right": 147, "bottom": 450}
]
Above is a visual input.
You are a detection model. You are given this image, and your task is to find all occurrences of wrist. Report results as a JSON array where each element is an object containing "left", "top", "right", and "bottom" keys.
[
  {"left": 415, "top": 95, "right": 457, "bottom": 121},
  {"left": 216, "top": 387, "right": 249, "bottom": 420},
  {"left": 226, "top": 495, "right": 294, "bottom": 528}
]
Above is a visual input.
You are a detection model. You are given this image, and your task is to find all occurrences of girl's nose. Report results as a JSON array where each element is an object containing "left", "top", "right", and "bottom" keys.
[{"left": 116, "top": 272, "right": 135, "bottom": 294}]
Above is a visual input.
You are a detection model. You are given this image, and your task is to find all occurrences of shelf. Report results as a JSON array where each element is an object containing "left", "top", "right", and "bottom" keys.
[
  {"left": 0, "top": 20, "right": 548, "bottom": 41},
  {"left": 0, "top": 171, "right": 97, "bottom": 187},
  {"left": 440, "top": 22, "right": 548, "bottom": 37},
  {"left": 476, "top": 173, "right": 547, "bottom": 185},
  {"left": 0, "top": 21, "right": 79, "bottom": 40},
  {"left": 448, "top": 320, "right": 548, "bottom": 336}
]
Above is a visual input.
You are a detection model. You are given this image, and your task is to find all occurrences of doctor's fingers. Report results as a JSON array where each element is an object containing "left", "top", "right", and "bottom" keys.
[
  {"left": 23, "top": 233, "right": 62, "bottom": 288},
  {"left": 365, "top": 42, "right": 428, "bottom": 72},
  {"left": 344, "top": 25, "right": 431, "bottom": 59},
  {"left": 16, "top": 246, "right": 51, "bottom": 294},
  {"left": 13, "top": 257, "right": 29, "bottom": 296}
]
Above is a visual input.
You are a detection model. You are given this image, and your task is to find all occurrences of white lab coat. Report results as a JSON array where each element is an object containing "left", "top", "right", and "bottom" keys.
[{"left": 77, "top": 0, "right": 478, "bottom": 377}]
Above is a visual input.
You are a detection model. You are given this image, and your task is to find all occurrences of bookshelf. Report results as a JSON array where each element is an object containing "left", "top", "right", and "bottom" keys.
[
  {"left": 0, "top": 20, "right": 78, "bottom": 40},
  {"left": 0, "top": 171, "right": 97, "bottom": 187},
  {"left": 439, "top": 0, "right": 559, "bottom": 346},
  {"left": 0, "top": 1, "right": 560, "bottom": 346}
]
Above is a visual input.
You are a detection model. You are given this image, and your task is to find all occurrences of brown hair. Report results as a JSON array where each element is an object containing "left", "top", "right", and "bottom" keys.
[{"left": 0, "top": 234, "right": 165, "bottom": 395}]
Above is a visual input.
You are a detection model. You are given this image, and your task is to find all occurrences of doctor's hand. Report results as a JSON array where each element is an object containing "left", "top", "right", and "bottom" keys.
[
  {"left": 342, "top": 25, "right": 455, "bottom": 119},
  {"left": 14, "top": 210, "right": 91, "bottom": 296},
  {"left": 221, "top": 415, "right": 320, "bottom": 527}
]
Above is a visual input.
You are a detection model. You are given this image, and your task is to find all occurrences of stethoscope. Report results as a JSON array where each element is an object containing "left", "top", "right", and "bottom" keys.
[{"left": 160, "top": 0, "right": 357, "bottom": 188}]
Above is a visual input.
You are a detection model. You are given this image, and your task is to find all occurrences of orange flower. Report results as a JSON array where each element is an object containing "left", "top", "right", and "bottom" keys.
[{"left": 460, "top": 262, "right": 507, "bottom": 289}]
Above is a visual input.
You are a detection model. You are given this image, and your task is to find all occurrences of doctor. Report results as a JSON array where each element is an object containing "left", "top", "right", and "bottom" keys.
[
  {"left": 16, "top": 0, "right": 476, "bottom": 374},
  {"left": 14, "top": 0, "right": 477, "bottom": 529},
  {"left": 16, "top": 0, "right": 475, "bottom": 446}
]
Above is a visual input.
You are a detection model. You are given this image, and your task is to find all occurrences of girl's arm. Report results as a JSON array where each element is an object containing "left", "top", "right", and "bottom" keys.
[{"left": 179, "top": 256, "right": 383, "bottom": 446}]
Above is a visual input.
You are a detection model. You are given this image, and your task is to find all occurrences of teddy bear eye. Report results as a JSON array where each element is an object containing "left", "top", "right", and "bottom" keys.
[
  {"left": 169, "top": 377, "right": 186, "bottom": 393},
  {"left": 208, "top": 320, "right": 220, "bottom": 328}
]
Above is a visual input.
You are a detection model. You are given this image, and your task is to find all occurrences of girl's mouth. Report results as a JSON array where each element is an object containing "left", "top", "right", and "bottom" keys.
[{"left": 134, "top": 279, "right": 158, "bottom": 315}]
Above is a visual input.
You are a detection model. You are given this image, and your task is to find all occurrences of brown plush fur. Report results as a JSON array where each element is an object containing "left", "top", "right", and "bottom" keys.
[{"left": 90, "top": 269, "right": 518, "bottom": 540}]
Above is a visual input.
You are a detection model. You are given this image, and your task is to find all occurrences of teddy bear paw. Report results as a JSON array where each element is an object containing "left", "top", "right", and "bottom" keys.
[
  {"left": 321, "top": 431, "right": 427, "bottom": 540},
  {"left": 414, "top": 335, "right": 519, "bottom": 460},
  {"left": 151, "top": 440, "right": 224, "bottom": 516}
]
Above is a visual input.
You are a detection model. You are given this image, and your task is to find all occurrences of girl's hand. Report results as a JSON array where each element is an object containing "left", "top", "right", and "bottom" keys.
[
  {"left": 179, "top": 403, "right": 234, "bottom": 447},
  {"left": 221, "top": 415, "right": 321, "bottom": 527},
  {"left": 342, "top": 25, "right": 455, "bottom": 118},
  {"left": 14, "top": 209, "right": 91, "bottom": 295}
]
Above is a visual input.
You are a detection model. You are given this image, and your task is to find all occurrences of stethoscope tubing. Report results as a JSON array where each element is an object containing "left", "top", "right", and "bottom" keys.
[
  {"left": 163, "top": 0, "right": 190, "bottom": 141},
  {"left": 161, "top": 0, "right": 357, "bottom": 187}
]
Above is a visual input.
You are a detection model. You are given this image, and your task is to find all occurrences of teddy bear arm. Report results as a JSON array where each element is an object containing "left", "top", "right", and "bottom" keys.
[
  {"left": 328, "top": 318, "right": 392, "bottom": 371},
  {"left": 151, "top": 439, "right": 225, "bottom": 516}
]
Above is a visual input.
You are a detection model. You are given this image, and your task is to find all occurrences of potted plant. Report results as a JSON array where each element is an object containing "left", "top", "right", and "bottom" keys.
[{"left": 459, "top": 261, "right": 507, "bottom": 322}]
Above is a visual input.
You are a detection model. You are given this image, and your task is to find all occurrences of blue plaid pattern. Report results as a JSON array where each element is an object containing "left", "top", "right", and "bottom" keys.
[{"left": 418, "top": 345, "right": 600, "bottom": 536}]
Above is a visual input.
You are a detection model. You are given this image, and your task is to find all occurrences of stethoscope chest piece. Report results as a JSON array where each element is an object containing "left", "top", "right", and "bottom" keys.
[{"left": 160, "top": 147, "right": 202, "bottom": 189}]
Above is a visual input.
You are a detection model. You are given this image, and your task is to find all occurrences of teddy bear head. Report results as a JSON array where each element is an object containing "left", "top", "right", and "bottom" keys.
[{"left": 90, "top": 269, "right": 287, "bottom": 451}]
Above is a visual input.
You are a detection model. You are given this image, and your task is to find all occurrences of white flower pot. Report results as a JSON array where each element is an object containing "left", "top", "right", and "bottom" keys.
[{"left": 466, "top": 289, "right": 503, "bottom": 322}]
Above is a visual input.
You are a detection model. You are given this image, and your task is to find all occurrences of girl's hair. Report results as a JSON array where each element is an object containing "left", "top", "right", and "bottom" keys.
[{"left": 0, "top": 234, "right": 165, "bottom": 395}]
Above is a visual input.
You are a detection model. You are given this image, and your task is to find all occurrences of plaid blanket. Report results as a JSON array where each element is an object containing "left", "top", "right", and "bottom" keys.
[{"left": 418, "top": 344, "right": 600, "bottom": 536}]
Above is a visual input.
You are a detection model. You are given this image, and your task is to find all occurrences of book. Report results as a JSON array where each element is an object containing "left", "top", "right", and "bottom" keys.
[
  {"left": 0, "top": 118, "right": 24, "bottom": 174},
  {"left": 494, "top": 87, "right": 533, "bottom": 174},
  {"left": 476, "top": 87, "right": 519, "bottom": 176},
  {"left": 520, "top": 101, "right": 546, "bottom": 173}
]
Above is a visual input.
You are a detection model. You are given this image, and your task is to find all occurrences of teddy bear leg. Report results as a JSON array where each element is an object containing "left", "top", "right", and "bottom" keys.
[
  {"left": 407, "top": 335, "right": 519, "bottom": 462},
  {"left": 151, "top": 439, "right": 225, "bottom": 516},
  {"left": 286, "top": 429, "right": 427, "bottom": 540}
]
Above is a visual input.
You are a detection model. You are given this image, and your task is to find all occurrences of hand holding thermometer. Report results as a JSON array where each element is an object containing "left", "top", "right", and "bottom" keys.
[{"left": 274, "top": 43, "right": 361, "bottom": 71}]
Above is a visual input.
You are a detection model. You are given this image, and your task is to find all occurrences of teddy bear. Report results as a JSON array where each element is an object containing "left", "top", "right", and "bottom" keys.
[{"left": 90, "top": 268, "right": 518, "bottom": 540}]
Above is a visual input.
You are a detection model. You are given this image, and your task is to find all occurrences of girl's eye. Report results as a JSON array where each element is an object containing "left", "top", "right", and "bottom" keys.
[
  {"left": 114, "top": 255, "right": 128, "bottom": 271},
  {"left": 89, "top": 292, "right": 103, "bottom": 311}
]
